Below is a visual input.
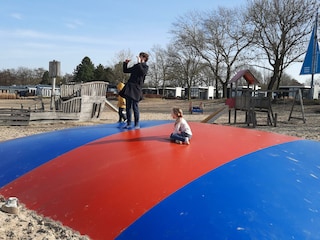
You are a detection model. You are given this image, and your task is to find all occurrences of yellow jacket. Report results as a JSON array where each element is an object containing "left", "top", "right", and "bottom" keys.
[{"left": 117, "top": 82, "right": 126, "bottom": 108}]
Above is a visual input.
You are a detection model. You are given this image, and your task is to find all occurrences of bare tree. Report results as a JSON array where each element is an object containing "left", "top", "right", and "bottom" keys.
[
  {"left": 148, "top": 45, "right": 171, "bottom": 91},
  {"left": 170, "top": 11, "right": 220, "bottom": 95},
  {"left": 0, "top": 69, "right": 16, "bottom": 86},
  {"left": 199, "top": 66, "right": 215, "bottom": 87},
  {"left": 0, "top": 68, "right": 47, "bottom": 86},
  {"left": 110, "top": 49, "right": 134, "bottom": 84},
  {"left": 203, "top": 7, "right": 254, "bottom": 97},
  {"left": 167, "top": 43, "right": 204, "bottom": 99},
  {"left": 15, "top": 67, "right": 43, "bottom": 85},
  {"left": 246, "top": 0, "right": 319, "bottom": 93},
  {"left": 171, "top": 8, "right": 253, "bottom": 98}
]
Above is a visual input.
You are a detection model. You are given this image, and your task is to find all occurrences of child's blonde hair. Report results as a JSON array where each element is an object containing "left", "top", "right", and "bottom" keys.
[{"left": 172, "top": 108, "right": 183, "bottom": 118}]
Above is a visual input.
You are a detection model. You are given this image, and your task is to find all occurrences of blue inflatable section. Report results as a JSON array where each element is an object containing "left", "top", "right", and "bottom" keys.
[
  {"left": 0, "top": 120, "right": 170, "bottom": 187},
  {"left": 117, "top": 140, "right": 320, "bottom": 240}
]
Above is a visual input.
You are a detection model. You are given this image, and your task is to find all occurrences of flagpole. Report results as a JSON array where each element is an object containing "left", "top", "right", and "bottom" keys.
[{"left": 310, "top": 10, "right": 318, "bottom": 99}]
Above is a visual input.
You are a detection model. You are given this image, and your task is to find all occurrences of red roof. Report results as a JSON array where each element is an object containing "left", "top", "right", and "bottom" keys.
[{"left": 229, "top": 70, "right": 259, "bottom": 85}]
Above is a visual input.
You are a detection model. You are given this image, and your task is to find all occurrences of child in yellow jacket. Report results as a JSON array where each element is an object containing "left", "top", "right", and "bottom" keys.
[{"left": 117, "top": 82, "right": 127, "bottom": 123}]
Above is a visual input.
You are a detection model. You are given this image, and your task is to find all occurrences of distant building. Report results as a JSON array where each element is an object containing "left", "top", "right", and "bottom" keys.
[
  {"left": 36, "top": 85, "right": 60, "bottom": 98},
  {"left": 0, "top": 85, "right": 32, "bottom": 97},
  {"left": 142, "top": 86, "right": 215, "bottom": 99},
  {"left": 188, "top": 86, "right": 214, "bottom": 99},
  {"left": 0, "top": 85, "right": 60, "bottom": 98}
]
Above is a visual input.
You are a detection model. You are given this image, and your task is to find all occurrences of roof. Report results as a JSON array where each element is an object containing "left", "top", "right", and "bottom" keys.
[{"left": 229, "top": 70, "right": 259, "bottom": 85}]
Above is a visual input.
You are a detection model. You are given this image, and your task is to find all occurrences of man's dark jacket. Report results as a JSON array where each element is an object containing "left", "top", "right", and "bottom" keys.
[{"left": 120, "top": 62, "right": 149, "bottom": 102}]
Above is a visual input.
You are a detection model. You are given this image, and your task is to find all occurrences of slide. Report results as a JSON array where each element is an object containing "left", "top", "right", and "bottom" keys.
[
  {"left": 105, "top": 99, "right": 118, "bottom": 113},
  {"left": 201, "top": 106, "right": 228, "bottom": 123}
]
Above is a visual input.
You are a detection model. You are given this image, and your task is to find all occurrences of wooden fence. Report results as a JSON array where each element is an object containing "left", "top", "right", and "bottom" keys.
[
  {"left": 0, "top": 108, "right": 31, "bottom": 126},
  {"left": 60, "top": 82, "right": 107, "bottom": 98},
  {"left": 80, "top": 82, "right": 107, "bottom": 96},
  {"left": 56, "top": 97, "right": 82, "bottom": 113},
  {"left": 60, "top": 84, "right": 81, "bottom": 99}
]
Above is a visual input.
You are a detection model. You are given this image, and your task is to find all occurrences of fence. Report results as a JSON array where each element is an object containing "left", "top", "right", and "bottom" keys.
[
  {"left": 0, "top": 108, "right": 30, "bottom": 125},
  {"left": 60, "top": 82, "right": 107, "bottom": 98},
  {"left": 56, "top": 97, "right": 82, "bottom": 113}
]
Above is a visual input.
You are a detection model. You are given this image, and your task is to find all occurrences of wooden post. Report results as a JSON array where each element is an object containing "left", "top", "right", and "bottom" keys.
[
  {"left": 49, "top": 60, "right": 61, "bottom": 111},
  {"left": 288, "top": 89, "right": 306, "bottom": 123}
]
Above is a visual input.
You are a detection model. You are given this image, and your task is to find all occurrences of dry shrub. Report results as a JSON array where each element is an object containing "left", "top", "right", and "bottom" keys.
[{"left": 0, "top": 93, "right": 17, "bottom": 99}]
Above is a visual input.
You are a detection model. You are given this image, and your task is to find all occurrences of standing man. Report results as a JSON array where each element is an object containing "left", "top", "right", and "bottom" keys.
[{"left": 121, "top": 52, "right": 149, "bottom": 129}]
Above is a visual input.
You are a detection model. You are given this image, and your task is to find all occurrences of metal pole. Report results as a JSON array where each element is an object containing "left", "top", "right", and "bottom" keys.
[{"left": 310, "top": 11, "right": 319, "bottom": 99}]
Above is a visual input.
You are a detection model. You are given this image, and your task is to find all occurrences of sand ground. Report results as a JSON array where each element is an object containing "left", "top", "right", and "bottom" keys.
[
  {"left": 0, "top": 97, "right": 319, "bottom": 239},
  {"left": 0, "top": 97, "right": 319, "bottom": 141}
]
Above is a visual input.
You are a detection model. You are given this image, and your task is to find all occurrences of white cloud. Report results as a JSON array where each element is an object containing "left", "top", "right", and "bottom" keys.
[
  {"left": 65, "top": 19, "right": 83, "bottom": 29},
  {"left": 0, "top": 29, "right": 126, "bottom": 46},
  {"left": 10, "top": 13, "right": 22, "bottom": 20}
]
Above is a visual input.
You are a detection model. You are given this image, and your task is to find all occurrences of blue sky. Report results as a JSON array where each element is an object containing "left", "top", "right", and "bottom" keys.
[{"left": 0, "top": 0, "right": 311, "bottom": 83}]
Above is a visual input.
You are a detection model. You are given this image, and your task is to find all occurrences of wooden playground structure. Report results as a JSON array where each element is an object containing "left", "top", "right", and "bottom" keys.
[
  {"left": 202, "top": 70, "right": 306, "bottom": 127},
  {"left": 0, "top": 81, "right": 108, "bottom": 125}
]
